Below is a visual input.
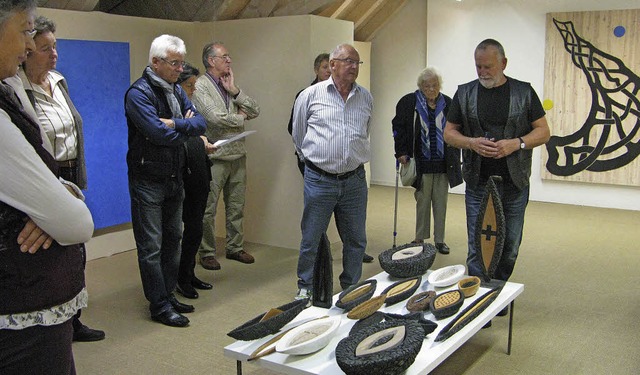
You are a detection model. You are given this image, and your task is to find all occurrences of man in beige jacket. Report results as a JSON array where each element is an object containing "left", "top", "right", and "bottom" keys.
[{"left": 193, "top": 42, "right": 260, "bottom": 270}]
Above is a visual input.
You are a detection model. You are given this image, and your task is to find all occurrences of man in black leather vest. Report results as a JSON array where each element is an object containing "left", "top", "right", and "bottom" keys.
[{"left": 444, "top": 39, "right": 550, "bottom": 309}]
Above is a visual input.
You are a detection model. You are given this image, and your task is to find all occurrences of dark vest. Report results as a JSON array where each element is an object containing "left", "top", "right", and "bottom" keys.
[
  {"left": 456, "top": 78, "right": 534, "bottom": 189},
  {"left": 0, "top": 84, "right": 84, "bottom": 315},
  {"left": 125, "top": 70, "right": 186, "bottom": 179}
]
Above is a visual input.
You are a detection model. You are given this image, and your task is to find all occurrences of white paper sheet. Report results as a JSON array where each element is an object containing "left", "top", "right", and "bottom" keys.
[{"left": 213, "top": 130, "right": 257, "bottom": 147}]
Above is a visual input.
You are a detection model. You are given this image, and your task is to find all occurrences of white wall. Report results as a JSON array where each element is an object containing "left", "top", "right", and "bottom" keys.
[
  {"left": 36, "top": 9, "right": 359, "bottom": 257},
  {"left": 195, "top": 16, "right": 356, "bottom": 249},
  {"left": 370, "top": 0, "right": 428, "bottom": 189},
  {"left": 369, "top": 0, "right": 640, "bottom": 211}
]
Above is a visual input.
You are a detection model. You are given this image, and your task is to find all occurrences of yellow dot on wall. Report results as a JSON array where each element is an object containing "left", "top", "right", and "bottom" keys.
[{"left": 543, "top": 99, "right": 554, "bottom": 110}]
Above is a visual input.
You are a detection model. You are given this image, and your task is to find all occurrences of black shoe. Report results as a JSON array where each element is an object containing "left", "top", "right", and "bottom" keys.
[
  {"left": 497, "top": 306, "right": 509, "bottom": 316},
  {"left": 169, "top": 295, "right": 195, "bottom": 313},
  {"left": 176, "top": 283, "right": 198, "bottom": 299},
  {"left": 482, "top": 320, "right": 492, "bottom": 329},
  {"left": 151, "top": 309, "right": 189, "bottom": 327},
  {"left": 191, "top": 276, "right": 212, "bottom": 290},
  {"left": 436, "top": 242, "right": 450, "bottom": 254},
  {"left": 73, "top": 324, "right": 105, "bottom": 342},
  {"left": 362, "top": 253, "right": 374, "bottom": 263}
]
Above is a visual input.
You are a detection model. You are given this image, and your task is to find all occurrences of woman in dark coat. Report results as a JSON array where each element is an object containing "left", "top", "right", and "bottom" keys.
[
  {"left": 392, "top": 67, "right": 462, "bottom": 255},
  {"left": 175, "top": 63, "right": 216, "bottom": 299}
]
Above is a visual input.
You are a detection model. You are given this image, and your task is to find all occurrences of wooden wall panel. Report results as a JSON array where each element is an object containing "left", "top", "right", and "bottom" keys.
[{"left": 542, "top": 9, "right": 640, "bottom": 186}]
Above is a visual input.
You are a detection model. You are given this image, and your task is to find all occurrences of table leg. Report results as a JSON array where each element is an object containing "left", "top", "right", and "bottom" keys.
[
  {"left": 237, "top": 360, "right": 242, "bottom": 375},
  {"left": 507, "top": 300, "right": 514, "bottom": 355}
]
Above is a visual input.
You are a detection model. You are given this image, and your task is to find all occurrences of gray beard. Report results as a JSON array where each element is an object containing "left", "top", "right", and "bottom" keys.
[{"left": 479, "top": 78, "right": 496, "bottom": 89}]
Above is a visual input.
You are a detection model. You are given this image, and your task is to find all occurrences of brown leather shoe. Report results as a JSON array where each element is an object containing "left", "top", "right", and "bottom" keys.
[
  {"left": 200, "top": 256, "right": 221, "bottom": 270},
  {"left": 226, "top": 250, "right": 255, "bottom": 264}
]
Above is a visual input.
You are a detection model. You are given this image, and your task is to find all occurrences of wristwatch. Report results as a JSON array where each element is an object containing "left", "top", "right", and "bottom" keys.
[{"left": 518, "top": 137, "right": 526, "bottom": 150}]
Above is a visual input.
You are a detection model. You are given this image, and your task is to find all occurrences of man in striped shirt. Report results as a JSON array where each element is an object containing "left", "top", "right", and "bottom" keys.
[{"left": 292, "top": 43, "right": 373, "bottom": 301}]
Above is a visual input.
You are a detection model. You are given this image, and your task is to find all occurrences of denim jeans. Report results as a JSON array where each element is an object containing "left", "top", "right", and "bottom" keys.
[
  {"left": 297, "top": 166, "right": 368, "bottom": 291},
  {"left": 129, "top": 175, "right": 184, "bottom": 316},
  {"left": 465, "top": 179, "right": 529, "bottom": 281}
]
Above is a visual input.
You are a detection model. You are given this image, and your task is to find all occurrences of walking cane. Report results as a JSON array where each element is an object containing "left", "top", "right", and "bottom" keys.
[{"left": 393, "top": 159, "right": 400, "bottom": 249}]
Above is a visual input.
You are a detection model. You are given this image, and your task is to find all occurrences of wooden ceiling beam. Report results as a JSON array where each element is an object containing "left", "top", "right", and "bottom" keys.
[
  {"left": 330, "top": 0, "right": 357, "bottom": 19},
  {"left": 354, "top": 0, "right": 384, "bottom": 29},
  {"left": 240, "top": 0, "right": 280, "bottom": 18},
  {"left": 273, "top": 0, "right": 336, "bottom": 17},
  {"left": 355, "top": 0, "right": 407, "bottom": 42},
  {"left": 216, "top": 0, "right": 252, "bottom": 21},
  {"left": 41, "top": 0, "right": 99, "bottom": 11}
]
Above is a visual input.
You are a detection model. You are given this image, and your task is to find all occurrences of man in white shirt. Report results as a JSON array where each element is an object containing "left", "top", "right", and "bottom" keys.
[{"left": 292, "top": 43, "right": 373, "bottom": 301}]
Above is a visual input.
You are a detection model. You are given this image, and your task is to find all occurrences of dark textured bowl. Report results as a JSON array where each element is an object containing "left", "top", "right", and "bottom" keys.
[
  {"left": 336, "top": 319, "right": 425, "bottom": 375},
  {"left": 429, "top": 290, "right": 464, "bottom": 320},
  {"left": 378, "top": 243, "right": 436, "bottom": 278},
  {"left": 381, "top": 276, "right": 422, "bottom": 306},
  {"left": 350, "top": 311, "right": 437, "bottom": 337},
  {"left": 227, "top": 299, "right": 308, "bottom": 341},
  {"left": 335, "top": 279, "right": 377, "bottom": 312},
  {"left": 405, "top": 290, "right": 436, "bottom": 312}
]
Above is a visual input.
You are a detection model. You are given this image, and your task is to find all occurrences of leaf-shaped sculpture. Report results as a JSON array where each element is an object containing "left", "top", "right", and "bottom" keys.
[
  {"left": 335, "top": 279, "right": 377, "bottom": 312},
  {"left": 381, "top": 276, "right": 421, "bottom": 306},
  {"left": 435, "top": 286, "right": 503, "bottom": 342},
  {"left": 347, "top": 294, "right": 387, "bottom": 320},
  {"left": 312, "top": 233, "right": 333, "bottom": 308},
  {"left": 474, "top": 176, "right": 505, "bottom": 281},
  {"left": 546, "top": 18, "right": 640, "bottom": 176}
]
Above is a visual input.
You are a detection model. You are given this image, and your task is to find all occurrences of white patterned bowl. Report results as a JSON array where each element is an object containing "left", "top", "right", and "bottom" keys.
[
  {"left": 275, "top": 316, "right": 342, "bottom": 355},
  {"left": 427, "top": 264, "right": 466, "bottom": 287}
]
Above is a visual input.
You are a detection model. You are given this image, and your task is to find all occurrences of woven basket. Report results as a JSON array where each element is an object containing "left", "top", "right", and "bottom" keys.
[
  {"left": 336, "top": 320, "right": 425, "bottom": 375},
  {"left": 336, "top": 279, "right": 377, "bottom": 312},
  {"left": 381, "top": 276, "right": 422, "bottom": 306},
  {"left": 378, "top": 243, "right": 436, "bottom": 278},
  {"left": 227, "top": 299, "right": 308, "bottom": 341},
  {"left": 405, "top": 291, "right": 436, "bottom": 312},
  {"left": 457, "top": 276, "right": 481, "bottom": 297},
  {"left": 429, "top": 290, "right": 464, "bottom": 320}
]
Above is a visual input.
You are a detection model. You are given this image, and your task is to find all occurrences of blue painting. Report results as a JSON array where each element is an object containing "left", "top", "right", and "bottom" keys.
[{"left": 56, "top": 39, "right": 131, "bottom": 229}]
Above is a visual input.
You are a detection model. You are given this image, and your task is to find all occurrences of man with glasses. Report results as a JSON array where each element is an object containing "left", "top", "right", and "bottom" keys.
[
  {"left": 125, "top": 34, "right": 206, "bottom": 327},
  {"left": 292, "top": 44, "right": 373, "bottom": 302},
  {"left": 192, "top": 42, "right": 260, "bottom": 271}
]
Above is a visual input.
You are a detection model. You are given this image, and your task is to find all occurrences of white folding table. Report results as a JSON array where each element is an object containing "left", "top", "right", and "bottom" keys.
[{"left": 224, "top": 270, "right": 524, "bottom": 375}]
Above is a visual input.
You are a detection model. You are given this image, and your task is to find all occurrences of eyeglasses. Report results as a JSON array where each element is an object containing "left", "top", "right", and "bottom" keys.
[
  {"left": 333, "top": 58, "right": 363, "bottom": 67},
  {"left": 161, "top": 58, "right": 186, "bottom": 68},
  {"left": 212, "top": 54, "right": 231, "bottom": 61}
]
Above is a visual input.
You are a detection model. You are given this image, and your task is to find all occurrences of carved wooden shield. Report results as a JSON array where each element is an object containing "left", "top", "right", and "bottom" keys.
[{"left": 474, "top": 176, "right": 506, "bottom": 281}]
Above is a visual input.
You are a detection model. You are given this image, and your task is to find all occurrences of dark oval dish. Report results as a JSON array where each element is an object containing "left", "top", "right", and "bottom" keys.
[
  {"left": 336, "top": 319, "right": 425, "bottom": 375},
  {"left": 335, "top": 279, "right": 377, "bottom": 312},
  {"left": 227, "top": 299, "right": 308, "bottom": 341},
  {"left": 350, "top": 311, "right": 438, "bottom": 337},
  {"left": 378, "top": 243, "right": 436, "bottom": 278},
  {"left": 429, "top": 290, "right": 465, "bottom": 320},
  {"left": 381, "top": 276, "right": 422, "bottom": 306},
  {"left": 406, "top": 290, "right": 436, "bottom": 312}
]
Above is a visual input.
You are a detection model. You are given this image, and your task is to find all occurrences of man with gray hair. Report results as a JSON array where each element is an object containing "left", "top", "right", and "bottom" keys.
[
  {"left": 125, "top": 34, "right": 206, "bottom": 327},
  {"left": 292, "top": 43, "right": 373, "bottom": 302},
  {"left": 193, "top": 41, "right": 260, "bottom": 270},
  {"left": 444, "top": 39, "right": 549, "bottom": 321}
]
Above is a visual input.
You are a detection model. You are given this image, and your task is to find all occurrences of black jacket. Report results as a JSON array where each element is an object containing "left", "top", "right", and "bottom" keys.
[{"left": 392, "top": 92, "right": 463, "bottom": 190}]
